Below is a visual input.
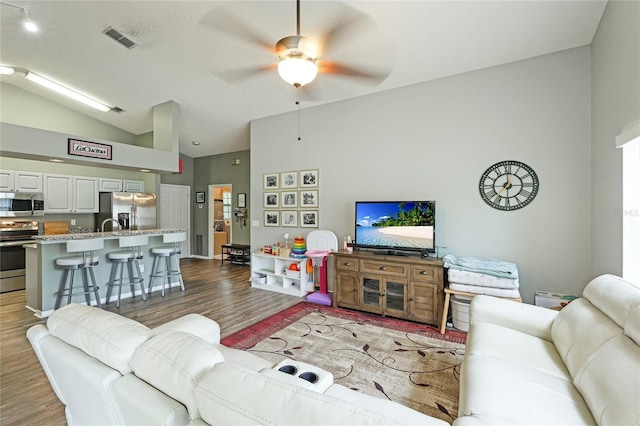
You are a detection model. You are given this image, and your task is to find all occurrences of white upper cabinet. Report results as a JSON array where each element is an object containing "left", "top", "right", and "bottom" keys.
[
  {"left": 123, "top": 180, "right": 144, "bottom": 192},
  {"left": 44, "top": 174, "right": 73, "bottom": 213},
  {"left": 0, "top": 171, "right": 15, "bottom": 191},
  {"left": 73, "top": 176, "right": 99, "bottom": 213},
  {"left": 99, "top": 178, "right": 123, "bottom": 192},
  {"left": 0, "top": 170, "right": 43, "bottom": 192}
]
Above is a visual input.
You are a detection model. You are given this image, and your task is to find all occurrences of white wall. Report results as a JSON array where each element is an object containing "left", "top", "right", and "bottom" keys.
[
  {"left": 590, "top": 0, "right": 640, "bottom": 277},
  {"left": 251, "top": 47, "right": 592, "bottom": 303}
]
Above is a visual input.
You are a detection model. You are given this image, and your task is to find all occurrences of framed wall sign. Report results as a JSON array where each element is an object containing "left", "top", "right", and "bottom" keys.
[
  {"left": 237, "top": 193, "right": 246, "bottom": 208},
  {"left": 196, "top": 192, "right": 205, "bottom": 203},
  {"left": 68, "top": 138, "right": 112, "bottom": 160}
]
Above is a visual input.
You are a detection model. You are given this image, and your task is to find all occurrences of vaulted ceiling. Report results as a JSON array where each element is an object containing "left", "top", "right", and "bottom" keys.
[{"left": 0, "top": 1, "right": 607, "bottom": 158}]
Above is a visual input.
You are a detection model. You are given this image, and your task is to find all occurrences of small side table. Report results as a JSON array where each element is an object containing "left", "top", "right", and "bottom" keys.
[
  {"left": 439, "top": 287, "right": 522, "bottom": 334},
  {"left": 221, "top": 244, "right": 251, "bottom": 266}
]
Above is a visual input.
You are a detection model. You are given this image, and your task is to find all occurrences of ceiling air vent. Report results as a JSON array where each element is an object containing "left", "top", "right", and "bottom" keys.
[
  {"left": 111, "top": 106, "right": 125, "bottom": 113},
  {"left": 103, "top": 26, "right": 137, "bottom": 49}
]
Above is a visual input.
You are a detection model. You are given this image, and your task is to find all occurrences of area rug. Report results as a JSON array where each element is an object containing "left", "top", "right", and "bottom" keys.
[{"left": 222, "top": 302, "right": 466, "bottom": 423}]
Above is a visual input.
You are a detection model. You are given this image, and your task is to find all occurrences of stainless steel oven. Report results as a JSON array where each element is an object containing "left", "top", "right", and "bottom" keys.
[
  {"left": 0, "top": 220, "right": 39, "bottom": 293},
  {"left": 0, "top": 192, "right": 45, "bottom": 217}
]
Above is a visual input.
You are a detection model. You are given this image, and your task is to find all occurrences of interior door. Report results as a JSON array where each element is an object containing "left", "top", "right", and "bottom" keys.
[{"left": 160, "top": 184, "right": 190, "bottom": 257}]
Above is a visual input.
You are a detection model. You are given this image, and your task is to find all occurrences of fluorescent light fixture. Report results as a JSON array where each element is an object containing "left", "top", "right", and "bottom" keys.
[
  {"left": 49, "top": 159, "right": 64, "bottom": 163},
  {"left": 0, "top": 65, "right": 15, "bottom": 75},
  {"left": 25, "top": 72, "right": 111, "bottom": 112}
]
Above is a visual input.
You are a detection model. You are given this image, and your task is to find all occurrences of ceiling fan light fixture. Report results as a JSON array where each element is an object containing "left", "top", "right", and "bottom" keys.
[{"left": 278, "top": 57, "right": 318, "bottom": 87}]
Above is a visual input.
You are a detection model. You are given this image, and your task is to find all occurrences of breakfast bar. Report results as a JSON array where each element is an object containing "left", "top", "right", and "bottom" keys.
[{"left": 27, "top": 229, "right": 186, "bottom": 317}]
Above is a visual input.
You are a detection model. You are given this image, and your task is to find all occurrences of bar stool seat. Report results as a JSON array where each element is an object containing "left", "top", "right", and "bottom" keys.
[
  {"left": 148, "top": 232, "right": 186, "bottom": 296},
  {"left": 105, "top": 235, "right": 149, "bottom": 308},
  {"left": 55, "top": 238, "right": 104, "bottom": 310}
]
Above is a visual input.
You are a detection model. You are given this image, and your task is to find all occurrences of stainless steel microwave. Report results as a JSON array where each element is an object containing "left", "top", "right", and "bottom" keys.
[{"left": 0, "top": 192, "right": 45, "bottom": 217}]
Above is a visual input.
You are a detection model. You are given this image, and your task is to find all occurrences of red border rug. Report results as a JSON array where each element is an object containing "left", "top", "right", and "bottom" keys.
[
  {"left": 221, "top": 302, "right": 466, "bottom": 423},
  {"left": 222, "top": 302, "right": 466, "bottom": 348}
]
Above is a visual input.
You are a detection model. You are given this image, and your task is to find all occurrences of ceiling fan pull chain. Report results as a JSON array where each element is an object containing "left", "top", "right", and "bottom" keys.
[{"left": 296, "top": 88, "right": 302, "bottom": 141}]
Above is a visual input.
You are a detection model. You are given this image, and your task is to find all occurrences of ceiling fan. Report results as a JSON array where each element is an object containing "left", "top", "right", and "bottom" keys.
[{"left": 204, "top": 0, "right": 391, "bottom": 90}]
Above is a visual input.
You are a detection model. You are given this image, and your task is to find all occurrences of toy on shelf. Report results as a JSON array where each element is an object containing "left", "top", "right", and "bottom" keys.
[{"left": 291, "top": 235, "right": 307, "bottom": 259}]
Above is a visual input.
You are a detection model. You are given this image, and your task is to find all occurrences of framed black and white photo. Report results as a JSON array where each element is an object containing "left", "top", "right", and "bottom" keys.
[
  {"left": 263, "top": 173, "right": 279, "bottom": 190},
  {"left": 264, "top": 211, "right": 280, "bottom": 227},
  {"left": 281, "top": 210, "right": 298, "bottom": 227},
  {"left": 237, "top": 193, "right": 246, "bottom": 208},
  {"left": 280, "top": 171, "right": 298, "bottom": 189},
  {"left": 263, "top": 192, "right": 279, "bottom": 208},
  {"left": 300, "top": 210, "right": 319, "bottom": 228},
  {"left": 300, "top": 169, "right": 319, "bottom": 188},
  {"left": 300, "top": 190, "right": 318, "bottom": 208},
  {"left": 196, "top": 191, "right": 205, "bottom": 203},
  {"left": 281, "top": 191, "right": 298, "bottom": 208}
]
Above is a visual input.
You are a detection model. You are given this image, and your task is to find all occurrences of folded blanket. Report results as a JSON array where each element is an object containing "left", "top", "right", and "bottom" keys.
[
  {"left": 449, "top": 282, "right": 521, "bottom": 299},
  {"left": 448, "top": 269, "right": 519, "bottom": 289},
  {"left": 443, "top": 254, "right": 519, "bottom": 279}
]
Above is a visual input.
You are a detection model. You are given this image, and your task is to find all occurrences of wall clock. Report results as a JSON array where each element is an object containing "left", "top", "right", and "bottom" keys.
[{"left": 479, "top": 160, "right": 539, "bottom": 211}]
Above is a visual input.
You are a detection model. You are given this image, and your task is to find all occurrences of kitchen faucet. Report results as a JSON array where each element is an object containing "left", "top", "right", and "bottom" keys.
[{"left": 101, "top": 218, "right": 121, "bottom": 232}]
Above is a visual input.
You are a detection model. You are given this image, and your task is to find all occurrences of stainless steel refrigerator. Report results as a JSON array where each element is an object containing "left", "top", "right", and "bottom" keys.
[{"left": 97, "top": 192, "right": 157, "bottom": 231}]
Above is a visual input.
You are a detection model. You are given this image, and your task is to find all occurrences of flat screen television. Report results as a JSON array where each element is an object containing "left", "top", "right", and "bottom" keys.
[{"left": 354, "top": 201, "right": 436, "bottom": 256}]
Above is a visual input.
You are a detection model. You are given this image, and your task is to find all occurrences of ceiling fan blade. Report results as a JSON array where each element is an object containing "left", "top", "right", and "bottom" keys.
[
  {"left": 200, "top": 7, "right": 273, "bottom": 52},
  {"left": 317, "top": 60, "right": 391, "bottom": 85},
  {"left": 212, "top": 64, "right": 276, "bottom": 85},
  {"left": 318, "top": 5, "right": 374, "bottom": 57}
]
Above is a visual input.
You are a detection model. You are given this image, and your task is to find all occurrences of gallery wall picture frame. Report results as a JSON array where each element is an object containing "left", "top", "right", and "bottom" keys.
[
  {"left": 281, "top": 210, "right": 298, "bottom": 227},
  {"left": 196, "top": 191, "right": 205, "bottom": 203},
  {"left": 300, "top": 210, "right": 319, "bottom": 228},
  {"left": 237, "top": 193, "right": 246, "bottom": 208},
  {"left": 280, "top": 171, "right": 298, "bottom": 189},
  {"left": 300, "top": 169, "right": 319, "bottom": 188},
  {"left": 300, "top": 190, "right": 318, "bottom": 208},
  {"left": 263, "top": 173, "right": 279, "bottom": 190},
  {"left": 281, "top": 191, "right": 298, "bottom": 208},
  {"left": 263, "top": 192, "right": 280, "bottom": 208},
  {"left": 264, "top": 211, "right": 280, "bottom": 227}
]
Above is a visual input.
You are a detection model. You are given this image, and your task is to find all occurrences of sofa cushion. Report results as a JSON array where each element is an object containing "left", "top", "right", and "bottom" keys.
[
  {"left": 150, "top": 313, "right": 221, "bottom": 344},
  {"left": 46, "top": 303, "right": 149, "bottom": 375},
  {"left": 465, "top": 322, "right": 570, "bottom": 380},
  {"left": 212, "top": 343, "right": 274, "bottom": 370},
  {"left": 458, "top": 355, "right": 595, "bottom": 425},
  {"left": 625, "top": 304, "right": 640, "bottom": 345},
  {"left": 573, "top": 334, "right": 640, "bottom": 425},
  {"left": 551, "top": 298, "right": 623, "bottom": 378},
  {"left": 582, "top": 274, "right": 640, "bottom": 329},
  {"left": 134, "top": 331, "right": 224, "bottom": 420},
  {"left": 194, "top": 362, "right": 434, "bottom": 425}
]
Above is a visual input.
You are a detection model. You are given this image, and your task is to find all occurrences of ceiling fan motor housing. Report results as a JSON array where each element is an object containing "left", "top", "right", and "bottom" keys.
[{"left": 275, "top": 35, "right": 317, "bottom": 61}]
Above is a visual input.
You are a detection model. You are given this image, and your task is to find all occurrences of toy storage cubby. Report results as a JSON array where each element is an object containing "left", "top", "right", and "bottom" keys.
[{"left": 251, "top": 253, "right": 311, "bottom": 297}]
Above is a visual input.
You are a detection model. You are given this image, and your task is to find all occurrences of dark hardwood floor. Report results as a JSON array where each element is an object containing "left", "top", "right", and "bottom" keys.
[{"left": 0, "top": 258, "right": 301, "bottom": 425}]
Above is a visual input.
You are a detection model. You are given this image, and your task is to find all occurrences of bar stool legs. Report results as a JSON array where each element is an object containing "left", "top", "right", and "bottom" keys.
[
  {"left": 148, "top": 247, "right": 185, "bottom": 297},
  {"left": 54, "top": 260, "right": 102, "bottom": 310},
  {"left": 105, "top": 240, "right": 148, "bottom": 308}
]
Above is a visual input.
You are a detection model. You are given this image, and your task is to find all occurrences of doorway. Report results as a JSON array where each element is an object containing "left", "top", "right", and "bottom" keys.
[{"left": 208, "top": 184, "right": 232, "bottom": 259}]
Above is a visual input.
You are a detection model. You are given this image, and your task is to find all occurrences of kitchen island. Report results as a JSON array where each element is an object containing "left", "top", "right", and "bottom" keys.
[{"left": 27, "top": 229, "right": 186, "bottom": 317}]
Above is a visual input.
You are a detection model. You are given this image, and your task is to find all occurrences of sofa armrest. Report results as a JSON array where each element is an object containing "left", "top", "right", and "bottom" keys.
[
  {"left": 150, "top": 314, "right": 221, "bottom": 344},
  {"left": 470, "top": 295, "right": 558, "bottom": 341}
]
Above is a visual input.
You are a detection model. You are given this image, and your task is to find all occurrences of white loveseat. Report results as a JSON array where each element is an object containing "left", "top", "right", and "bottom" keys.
[
  {"left": 455, "top": 274, "right": 640, "bottom": 425},
  {"left": 27, "top": 303, "right": 448, "bottom": 426}
]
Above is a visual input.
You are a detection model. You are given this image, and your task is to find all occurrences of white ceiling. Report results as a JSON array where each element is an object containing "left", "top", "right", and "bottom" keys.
[{"left": 0, "top": 1, "right": 607, "bottom": 159}]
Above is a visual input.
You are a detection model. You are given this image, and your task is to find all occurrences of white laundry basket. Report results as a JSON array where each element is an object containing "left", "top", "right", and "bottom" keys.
[{"left": 451, "top": 295, "right": 473, "bottom": 331}]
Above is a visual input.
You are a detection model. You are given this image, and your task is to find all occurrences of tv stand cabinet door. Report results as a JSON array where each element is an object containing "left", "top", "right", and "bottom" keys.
[
  {"left": 409, "top": 282, "right": 439, "bottom": 324},
  {"left": 335, "top": 271, "right": 359, "bottom": 309}
]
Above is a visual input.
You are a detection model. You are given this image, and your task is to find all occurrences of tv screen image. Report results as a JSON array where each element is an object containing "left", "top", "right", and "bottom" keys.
[{"left": 355, "top": 201, "right": 435, "bottom": 253}]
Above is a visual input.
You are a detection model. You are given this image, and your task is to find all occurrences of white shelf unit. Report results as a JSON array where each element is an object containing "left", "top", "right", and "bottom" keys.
[{"left": 251, "top": 253, "right": 311, "bottom": 297}]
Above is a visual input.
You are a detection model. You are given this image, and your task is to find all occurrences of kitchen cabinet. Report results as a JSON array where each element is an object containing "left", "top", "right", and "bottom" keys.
[
  {"left": 0, "top": 170, "right": 43, "bottom": 192},
  {"left": 333, "top": 251, "right": 445, "bottom": 326},
  {"left": 44, "top": 174, "right": 99, "bottom": 213},
  {"left": 123, "top": 180, "right": 144, "bottom": 192},
  {"left": 99, "top": 178, "right": 123, "bottom": 192}
]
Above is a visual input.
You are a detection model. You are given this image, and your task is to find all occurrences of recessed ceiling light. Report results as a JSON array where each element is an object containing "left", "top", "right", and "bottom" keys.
[
  {"left": 49, "top": 158, "right": 64, "bottom": 163},
  {"left": 139, "top": 169, "right": 150, "bottom": 172},
  {"left": 192, "top": 141, "right": 201, "bottom": 146}
]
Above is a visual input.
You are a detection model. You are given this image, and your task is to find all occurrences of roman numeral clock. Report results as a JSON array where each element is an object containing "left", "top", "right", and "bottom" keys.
[{"left": 479, "top": 160, "right": 539, "bottom": 211}]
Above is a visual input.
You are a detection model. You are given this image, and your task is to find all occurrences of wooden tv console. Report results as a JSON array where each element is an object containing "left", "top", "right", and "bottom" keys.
[{"left": 332, "top": 250, "right": 445, "bottom": 326}]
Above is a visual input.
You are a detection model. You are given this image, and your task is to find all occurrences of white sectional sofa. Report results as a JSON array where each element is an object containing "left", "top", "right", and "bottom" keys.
[
  {"left": 456, "top": 274, "right": 640, "bottom": 425},
  {"left": 27, "top": 303, "right": 448, "bottom": 426}
]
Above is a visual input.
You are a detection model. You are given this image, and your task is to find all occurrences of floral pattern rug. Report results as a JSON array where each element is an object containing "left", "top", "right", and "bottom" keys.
[{"left": 222, "top": 302, "right": 466, "bottom": 423}]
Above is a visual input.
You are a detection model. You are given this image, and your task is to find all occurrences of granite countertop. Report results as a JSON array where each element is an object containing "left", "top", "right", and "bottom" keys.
[{"left": 33, "top": 228, "right": 185, "bottom": 243}]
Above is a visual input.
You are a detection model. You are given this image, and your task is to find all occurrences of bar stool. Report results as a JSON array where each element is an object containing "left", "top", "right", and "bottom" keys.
[
  {"left": 105, "top": 235, "right": 149, "bottom": 308},
  {"left": 148, "top": 232, "right": 186, "bottom": 296},
  {"left": 55, "top": 238, "right": 104, "bottom": 310}
]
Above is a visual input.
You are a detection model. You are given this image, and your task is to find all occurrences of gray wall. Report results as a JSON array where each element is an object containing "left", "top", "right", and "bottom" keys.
[
  {"left": 590, "top": 0, "right": 640, "bottom": 277},
  {"left": 192, "top": 150, "right": 251, "bottom": 253},
  {"left": 251, "top": 47, "right": 592, "bottom": 303}
]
